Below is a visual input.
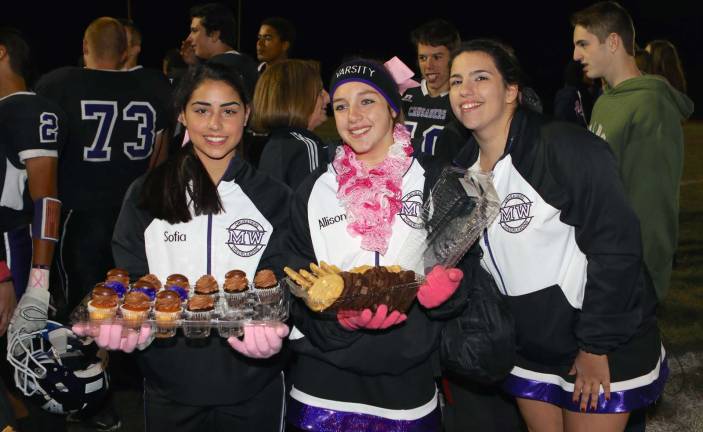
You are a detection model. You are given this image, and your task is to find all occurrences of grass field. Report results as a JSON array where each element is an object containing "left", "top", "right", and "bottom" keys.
[{"left": 661, "top": 121, "right": 703, "bottom": 353}]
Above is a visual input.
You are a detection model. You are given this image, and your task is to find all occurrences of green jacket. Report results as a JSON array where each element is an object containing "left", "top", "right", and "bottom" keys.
[{"left": 590, "top": 75, "right": 694, "bottom": 300}]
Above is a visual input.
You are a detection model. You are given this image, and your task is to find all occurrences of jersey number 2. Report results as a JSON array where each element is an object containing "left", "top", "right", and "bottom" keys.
[
  {"left": 81, "top": 100, "right": 156, "bottom": 161},
  {"left": 39, "top": 112, "right": 59, "bottom": 143}
]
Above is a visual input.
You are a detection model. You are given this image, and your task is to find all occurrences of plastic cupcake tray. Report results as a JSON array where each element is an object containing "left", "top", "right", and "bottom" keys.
[{"left": 70, "top": 284, "right": 289, "bottom": 339}]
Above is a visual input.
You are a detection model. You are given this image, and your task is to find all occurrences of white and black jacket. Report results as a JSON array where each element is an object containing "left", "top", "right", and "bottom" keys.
[
  {"left": 453, "top": 108, "right": 657, "bottom": 356},
  {"left": 285, "top": 158, "right": 442, "bottom": 420},
  {"left": 112, "top": 156, "right": 292, "bottom": 406}
]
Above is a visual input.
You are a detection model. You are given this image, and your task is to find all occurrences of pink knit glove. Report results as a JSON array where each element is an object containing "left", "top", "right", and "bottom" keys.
[
  {"left": 72, "top": 322, "right": 153, "bottom": 353},
  {"left": 337, "top": 304, "right": 407, "bottom": 330},
  {"left": 228, "top": 323, "right": 289, "bottom": 359},
  {"left": 417, "top": 265, "right": 464, "bottom": 308}
]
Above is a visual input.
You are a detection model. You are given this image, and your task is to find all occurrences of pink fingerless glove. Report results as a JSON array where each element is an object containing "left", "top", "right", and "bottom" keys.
[
  {"left": 228, "top": 323, "right": 289, "bottom": 359},
  {"left": 417, "top": 265, "right": 464, "bottom": 309},
  {"left": 337, "top": 304, "right": 407, "bottom": 331},
  {"left": 72, "top": 322, "right": 153, "bottom": 353}
]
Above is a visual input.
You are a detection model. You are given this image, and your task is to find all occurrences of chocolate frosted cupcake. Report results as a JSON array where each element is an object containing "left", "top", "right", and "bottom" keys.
[
  {"left": 88, "top": 283, "right": 119, "bottom": 321},
  {"left": 155, "top": 290, "right": 182, "bottom": 313},
  {"left": 223, "top": 270, "right": 250, "bottom": 308},
  {"left": 184, "top": 294, "right": 214, "bottom": 338},
  {"left": 138, "top": 274, "right": 162, "bottom": 290},
  {"left": 186, "top": 294, "right": 215, "bottom": 321},
  {"left": 194, "top": 275, "right": 219, "bottom": 296},
  {"left": 254, "top": 269, "right": 277, "bottom": 288},
  {"left": 253, "top": 269, "right": 281, "bottom": 305},
  {"left": 132, "top": 280, "right": 157, "bottom": 301},
  {"left": 166, "top": 273, "right": 189, "bottom": 288},
  {"left": 165, "top": 274, "right": 190, "bottom": 301},
  {"left": 120, "top": 291, "right": 151, "bottom": 325},
  {"left": 105, "top": 268, "right": 129, "bottom": 288},
  {"left": 154, "top": 290, "right": 182, "bottom": 337}
]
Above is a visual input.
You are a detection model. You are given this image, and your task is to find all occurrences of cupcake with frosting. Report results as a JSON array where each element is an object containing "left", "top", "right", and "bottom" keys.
[
  {"left": 105, "top": 268, "right": 130, "bottom": 297},
  {"left": 185, "top": 294, "right": 215, "bottom": 321},
  {"left": 138, "top": 274, "right": 162, "bottom": 290},
  {"left": 132, "top": 280, "right": 157, "bottom": 301},
  {"left": 253, "top": 269, "right": 282, "bottom": 305},
  {"left": 165, "top": 274, "right": 190, "bottom": 301},
  {"left": 194, "top": 275, "right": 219, "bottom": 298},
  {"left": 88, "top": 283, "right": 119, "bottom": 321},
  {"left": 223, "top": 270, "right": 249, "bottom": 308},
  {"left": 120, "top": 291, "right": 151, "bottom": 325},
  {"left": 154, "top": 290, "right": 182, "bottom": 337}
]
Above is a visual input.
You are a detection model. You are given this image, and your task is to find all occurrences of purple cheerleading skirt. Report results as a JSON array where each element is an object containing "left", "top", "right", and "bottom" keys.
[
  {"left": 287, "top": 397, "right": 441, "bottom": 432},
  {"left": 502, "top": 347, "right": 668, "bottom": 413}
]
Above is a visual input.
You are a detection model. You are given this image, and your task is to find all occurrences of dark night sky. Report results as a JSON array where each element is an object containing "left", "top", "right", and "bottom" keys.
[{"left": 5, "top": 0, "right": 702, "bottom": 116}]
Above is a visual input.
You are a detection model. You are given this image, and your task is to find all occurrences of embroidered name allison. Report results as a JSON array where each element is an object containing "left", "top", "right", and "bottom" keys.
[{"left": 319, "top": 213, "right": 347, "bottom": 229}]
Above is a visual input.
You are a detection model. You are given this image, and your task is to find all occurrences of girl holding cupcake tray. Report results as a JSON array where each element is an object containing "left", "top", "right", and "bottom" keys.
[{"left": 74, "top": 63, "right": 291, "bottom": 431}]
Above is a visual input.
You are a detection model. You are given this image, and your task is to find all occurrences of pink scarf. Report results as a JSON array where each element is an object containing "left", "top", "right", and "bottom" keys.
[{"left": 333, "top": 123, "right": 413, "bottom": 255}]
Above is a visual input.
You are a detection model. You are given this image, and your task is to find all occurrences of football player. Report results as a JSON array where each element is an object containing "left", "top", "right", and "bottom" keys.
[
  {"left": 403, "top": 19, "right": 463, "bottom": 158},
  {"left": 34, "top": 17, "right": 173, "bottom": 430},
  {"left": 35, "top": 17, "right": 172, "bottom": 316},
  {"left": 1, "top": 26, "right": 66, "bottom": 432}
]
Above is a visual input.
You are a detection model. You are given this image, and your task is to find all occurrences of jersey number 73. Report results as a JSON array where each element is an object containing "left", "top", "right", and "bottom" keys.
[{"left": 81, "top": 100, "right": 156, "bottom": 161}]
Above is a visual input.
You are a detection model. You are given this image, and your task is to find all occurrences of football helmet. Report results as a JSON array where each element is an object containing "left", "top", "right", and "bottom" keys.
[{"left": 6, "top": 321, "right": 109, "bottom": 414}]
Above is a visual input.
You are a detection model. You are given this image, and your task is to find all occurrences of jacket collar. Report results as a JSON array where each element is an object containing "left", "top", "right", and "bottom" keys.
[
  {"left": 220, "top": 154, "right": 251, "bottom": 183},
  {"left": 453, "top": 107, "right": 533, "bottom": 169}
]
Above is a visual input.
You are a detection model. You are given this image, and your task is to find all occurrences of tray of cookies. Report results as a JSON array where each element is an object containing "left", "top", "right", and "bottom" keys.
[
  {"left": 283, "top": 262, "right": 422, "bottom": 313},
  {"left": 70, "top": 268, "right": 289, "bottom": 339}
]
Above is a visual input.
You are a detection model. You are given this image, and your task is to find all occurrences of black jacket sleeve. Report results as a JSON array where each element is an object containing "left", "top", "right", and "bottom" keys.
[
  {"left": 258, "top": 136, "right": 311, "bottom": 191},
  {"left": 543, "top": 122, "right": 645, "bottom": 354},
  {"left": 112, "top": 177, "right": 153, "bottom": 279}
]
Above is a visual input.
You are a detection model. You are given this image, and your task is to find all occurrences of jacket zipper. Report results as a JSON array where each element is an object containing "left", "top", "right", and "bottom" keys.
[
  {"left": 483, "top": 228, "right": 507, "bottom": 295},
  {"left": 206, "top": 214, "right": 213, "bottom": 275}
]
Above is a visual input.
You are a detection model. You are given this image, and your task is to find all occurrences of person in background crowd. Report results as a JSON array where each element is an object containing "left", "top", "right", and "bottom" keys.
[
  {"left": 256, "top": 17, "right": 295, "bottom": 73},
  {"left": 185, "top": 3, "right": 258, "bottom": 98},
  {"left": 34, "top": 17, "right": 173, "bottom": 430},
  {"left": 403, "top": 19, "right": 463, "bottom": 159},
  {"left": 572, "top": 1, "right": 693, "bottom": 303},
  {"left": 119, "top": 18, "right": 141, "bottom": 71},
  {"left": 646, "top": 39, "right": 687, "bottom": 94},
  {"left": 553, "top": 60, "right": 596, "bottom": 128},
  {"left": 1, "top": 26, "right": 66, "bottom": 432},
  {"left": 254, "top": 59, "right": 329, "bottom": 188}
]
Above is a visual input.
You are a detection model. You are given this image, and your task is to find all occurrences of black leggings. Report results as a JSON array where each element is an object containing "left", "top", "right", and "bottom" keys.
[
  {"left": 144, "top": 372, "right": 286, "bottom": 432},
  {"left": 55, "top": 207, "right": 120, "bottom": 319}
]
